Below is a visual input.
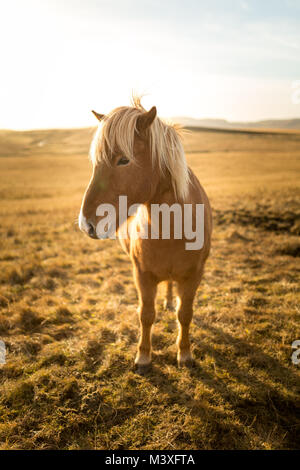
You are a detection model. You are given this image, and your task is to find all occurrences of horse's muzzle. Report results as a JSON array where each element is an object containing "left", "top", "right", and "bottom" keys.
[
  {"left": 79, "top": 210, "right": 98, "bottom": 239},
  {"left": 87, "top": 221, "right": 97, "bottom": 239}
]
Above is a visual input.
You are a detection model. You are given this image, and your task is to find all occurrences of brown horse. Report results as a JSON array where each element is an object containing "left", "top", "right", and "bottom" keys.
[{"left": 79, "top": 97, "right": 212, "bottom": 372}]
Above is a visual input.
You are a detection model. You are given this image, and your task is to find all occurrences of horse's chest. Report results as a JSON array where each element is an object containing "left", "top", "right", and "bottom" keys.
[{"left": 130, "top": 238, "right": 198, "bottom": 281}]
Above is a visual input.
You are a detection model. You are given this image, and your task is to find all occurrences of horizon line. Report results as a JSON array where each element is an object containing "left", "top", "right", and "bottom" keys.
[{"left": 2, "top": 115, "right": 300, "bottom": 133}]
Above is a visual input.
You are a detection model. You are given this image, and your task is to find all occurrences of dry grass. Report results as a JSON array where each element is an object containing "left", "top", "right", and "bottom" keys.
[{"left": 0, "top": 127, "right": 299, "bottom": 450}]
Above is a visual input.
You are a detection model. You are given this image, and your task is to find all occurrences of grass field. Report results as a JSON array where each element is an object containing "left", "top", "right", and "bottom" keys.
[{"left": 0, "top": 126, "right": 299, "bottom": 450}]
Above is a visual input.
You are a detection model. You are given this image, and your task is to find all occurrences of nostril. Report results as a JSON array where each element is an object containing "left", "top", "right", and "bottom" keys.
[{"left": 87, "top": 221, "right": 96, "bottom": 238}]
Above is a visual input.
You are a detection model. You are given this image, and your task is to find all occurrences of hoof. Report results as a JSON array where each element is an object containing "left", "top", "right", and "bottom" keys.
[
  {"left": 135, "top": 363, "right": 152, "bottom": 375},
  {"left": 178, "top": 358, "right": 195, "bottom": 369}
]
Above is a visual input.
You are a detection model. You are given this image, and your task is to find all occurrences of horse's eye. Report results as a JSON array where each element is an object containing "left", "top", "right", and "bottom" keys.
[{"left": 117, "top": 156, "right": 130, "bottom": 166}]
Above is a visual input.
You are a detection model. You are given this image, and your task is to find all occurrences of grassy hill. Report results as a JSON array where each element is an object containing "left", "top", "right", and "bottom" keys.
[
  {"left": 173, "top": 116, "right": 300, "bottom": 130},
  {"left": 0, "top": 126, "right": 299, "bottom": 449}
]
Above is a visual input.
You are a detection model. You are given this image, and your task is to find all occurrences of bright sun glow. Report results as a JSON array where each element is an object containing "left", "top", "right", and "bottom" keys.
[{"left": 0, "top": 0, "right": 300, "bottom": 129}]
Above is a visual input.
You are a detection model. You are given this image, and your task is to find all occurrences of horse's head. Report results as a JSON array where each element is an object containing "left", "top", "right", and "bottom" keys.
[{"left": 79, "top": 104, "right": 159, "bottom": 239}]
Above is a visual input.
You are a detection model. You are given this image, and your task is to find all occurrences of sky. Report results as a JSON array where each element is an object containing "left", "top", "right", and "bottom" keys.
[{"left": 1, "top": 0, "right": 300, "bottom": 129}]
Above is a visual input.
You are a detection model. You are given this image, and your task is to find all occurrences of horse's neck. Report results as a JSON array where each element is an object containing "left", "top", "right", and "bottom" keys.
[
  {"left": 124, "top": 177, "right": 175, "bottom": 239},
  {"left": 147, "top": 173, "right": 177, "bottom": 207}
]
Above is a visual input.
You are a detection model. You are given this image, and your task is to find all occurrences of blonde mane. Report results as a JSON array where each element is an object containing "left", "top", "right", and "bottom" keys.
[{"left": 90, "top": 97, "right": 190, "bottom": 200}]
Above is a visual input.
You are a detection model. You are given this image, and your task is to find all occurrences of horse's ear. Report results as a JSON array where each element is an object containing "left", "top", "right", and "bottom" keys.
[
  {"left": 92, "top": 110, "right": 105, "bottom": 122},
  {"left": 136, "top": 106, "right": 157, "bottom": 133}
]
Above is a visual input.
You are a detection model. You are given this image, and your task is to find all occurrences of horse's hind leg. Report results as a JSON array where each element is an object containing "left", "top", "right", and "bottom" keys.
[
  {"left": 134, "top": 269, "right": 158, "bottom": 373},
  {"left": 164, "top": 281, "right": 174, "bottom": 310},
  {"left": 176, "top": 277, "right": 199, "bottom": 367}
]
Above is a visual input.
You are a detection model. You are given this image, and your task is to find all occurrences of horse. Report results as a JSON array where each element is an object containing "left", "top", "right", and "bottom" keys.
[{"left": 79, "top": 97, "right": 212, "bottom": 373}]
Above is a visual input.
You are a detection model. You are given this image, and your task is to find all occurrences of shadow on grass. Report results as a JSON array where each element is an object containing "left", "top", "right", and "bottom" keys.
[{"left": 141, "top": 322, "right": 300, "bottom": 449}]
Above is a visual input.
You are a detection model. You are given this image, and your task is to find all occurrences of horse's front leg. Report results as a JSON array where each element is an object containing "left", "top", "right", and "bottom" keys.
[
  {"left": 134, "top": 269, "right": 158, "bottom": 373},
  {"left": 176, "top": 277, "right": 199, "bottom": 367}
]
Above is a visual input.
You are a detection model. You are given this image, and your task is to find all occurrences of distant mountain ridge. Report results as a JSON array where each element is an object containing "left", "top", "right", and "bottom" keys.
[{"left": 172, "top": 117, "right": 300, "bottom": 130}]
